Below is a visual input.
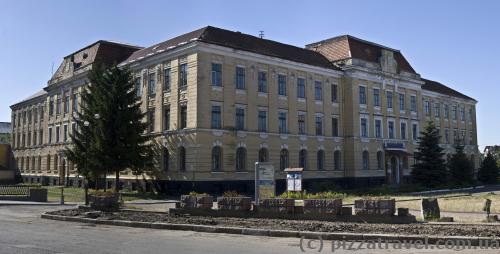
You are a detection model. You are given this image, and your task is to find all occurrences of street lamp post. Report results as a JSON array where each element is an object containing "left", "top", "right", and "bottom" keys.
[{"left": 83, "top": 120, "right": 90, "bottom": 206}]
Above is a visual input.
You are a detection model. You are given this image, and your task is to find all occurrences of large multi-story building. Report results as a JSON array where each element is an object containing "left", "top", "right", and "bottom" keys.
[{"left": 10, "top": 26, "right": 479, "bottom": 193}]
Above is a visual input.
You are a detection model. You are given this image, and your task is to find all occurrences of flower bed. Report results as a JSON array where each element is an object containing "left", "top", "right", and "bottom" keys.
[
  {"left": 303, "top": 199, "right": 342, "bottom": 215},
  {"left": 258, "top": 198, "right": 294, "bottom": 214},
  {"left": 217, "top": 196, "right": 252, "bottom": 211},
  {"left": 354, "top": 199, "right": 396, "bottom": 216},
  {"left": 180, "top": 193, "right": 213, "bottom": 210},
  {"left": 89, "top": 191, "right": 120, "bottom": 212}
]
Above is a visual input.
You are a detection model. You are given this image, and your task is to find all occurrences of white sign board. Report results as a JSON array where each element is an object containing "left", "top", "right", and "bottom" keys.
[
  {"left": 286, "top": 172, "right": 302, "bottom": 192},
  {"left": 255, "top": 162, "right": 275, "bottom": 204}
]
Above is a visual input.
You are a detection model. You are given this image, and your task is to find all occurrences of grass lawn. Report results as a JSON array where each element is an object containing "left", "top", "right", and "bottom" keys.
[{"left": 397, "top": 193, "right": 500, "bottom": 213}]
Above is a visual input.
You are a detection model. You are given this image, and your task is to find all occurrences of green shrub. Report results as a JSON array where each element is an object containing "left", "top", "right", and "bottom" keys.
[
  {"left": 221, "top": 191, "right": 245, "bottom": 197},
  {"left": 277, "top": 191, "right": 345, "bottom": 200},
  {"left": 187, "top": 191, "right": 210, "bottom": 197}
]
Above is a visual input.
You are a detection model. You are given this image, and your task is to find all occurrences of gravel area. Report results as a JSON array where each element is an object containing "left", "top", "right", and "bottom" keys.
[{"left": 48, "top": 208, "right": 500, "bottom": 238}]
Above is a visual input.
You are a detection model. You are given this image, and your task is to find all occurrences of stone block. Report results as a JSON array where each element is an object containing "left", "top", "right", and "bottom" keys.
[
  {"left": 354, "top": 199, "right": 395, "bottom": 216},
  {"left": 421, "top": 198, "right": 440, "bottom": 221},
  {"left": 303, "top": 199, "right": 342, "bottom": 215},
  {"left": 397, "top": 208, "right": 409, "bottom": 217}
]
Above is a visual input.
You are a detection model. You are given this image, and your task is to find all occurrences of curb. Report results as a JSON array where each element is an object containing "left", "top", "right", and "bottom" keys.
[{"left": 41, "top": 213, "right": 498, "bottom": 246}]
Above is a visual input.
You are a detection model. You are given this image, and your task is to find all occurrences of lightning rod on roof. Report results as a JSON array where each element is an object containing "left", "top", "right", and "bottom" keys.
[{"left": 259, "top": 31, "right": 264, "bottom": 39}]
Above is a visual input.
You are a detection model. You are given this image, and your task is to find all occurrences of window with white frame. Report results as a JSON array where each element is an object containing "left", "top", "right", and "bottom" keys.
[
  {"left": 375, "top": 119, "right": 382, "bottom": 138},
  {"left": 386, "top": 91, "right": 393, "bottom": 109},
  {"left": 444, "top": 104, "right": 449, "bottom": 118},
  {"left": 211, "top": 63, "right": 222, "bottom": 87},
  {"left": 258, "top": 71, "right": 267, "bottom": 93},
  {"left": 315, "top": 114, "right": 323, "bottom": 136},
  {"left": 388, "top": 121, "right": 395, "bottom": 139},
  {"left": 314, "top": 81, "right": 322, "bottom": 101},
  {"left": 373, "top": 88, "right": 380, "bottom": 107},
  {"left": 400, "top": 122, "right": 407, "bottom": 140},
  {"left": 278, "top": 111, "right": 287, "bottom": 134},
  {"left": 235, "top": 67, "right": 245, "bottom": 89},
  {"left": 424, "top": 101, "right": 430, "bottom": 116},
  {"left": 434, "top": 103, "right": 440, "bottom": 117},
  {"left": 360, "top": 117, "right": 368, "bottom": 137},
  {"left": 235, "top": 107, "right": 245, "bottom": 130},
  {"left": 359, "top": 86, "right": 366, "bottom": 105},
  {"left": 410, "top": 95, "right": 417, "bottom": 112},
  {"left": 298, "top": 113, "right": 306, "bottom": 135},
  {"left": 258, "top": 110, "right": 267, "bottom": 132},
  {"left": 297, "top": 78, "right": 306, "bottom": 99},
  {"left": 399, "top": 93, "right": 405, "bottom": 111},
  {"left": 278, "top": 74, "right": 286, "bottom": 96},
  {"left": 211, "top": 105, "right": 222, "bottom": 129},
  {"left": 331, "top": 84, "right": 338, "bottom": 103}
]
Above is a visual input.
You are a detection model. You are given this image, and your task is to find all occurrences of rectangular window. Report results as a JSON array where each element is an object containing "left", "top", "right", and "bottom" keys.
[
  {"left": 56, "top": 97, "right": 61, "bottom": 115},
  {"left": 388, "top": 121, "right": 395, "bottom": 139},
  {"left": 424, "top": 101, "right": 430, "bottom": 116},
  {"left": 163, "top": 68, "right": 171, "bottom": 91},
  {"left": 48, "top": 127, "right": 52, "bottom": 144},
  {"left": 315, "top": 115, "right": 323, "bottom": 136},
  {"left": 413, "top": 124, "right": 418, "bottom": 141},
  {"left": 375, "top": 119, "right": 382, "bottom": 138},
  {"left": 332, "top": 118, "right": 339, "bottom": 137},
  {"left": 434, "top": 103, "right": 440, "bottom": 117},
  {"left": 297, "top": 78, "right": 306, "bottom": 99},
  {"left": 278, "top": 74, "right": 286, "bottom": 96},
  {"left": 164, "top": 107, "right": 170, "bottom": 131},
  {"left": 400, "top": 122, "right": 407, "bottom": 140},
  {"left": 33, "top": 131, "right": 37, "bottom": 146},
  {"left": 211, "top": 63, "right": 222, "bottom": 86},
  {"left": 27, "top": 132, "right": 31, "bottom": 147},
  {"left": 71, "top": 122, "right": 76, "bottom": 134},
  {"left": 298, "top": 114, "right": 306, "bottom": 135},
  {"left": 72, "top": 93, "right": 78, "bottom": 112},
  {"left": 469, "top": 131, "right": 473, "bottom": 145},
  {"left": 454, "top": 129, "right": 458, "bottom": 142},
  {"left": 359, "top": 86, "right": 366, "bottom": 105},
  {"left": 445, "top": 129, "right": 450, "bottom": 143},
  {"left": 64, "top": 94, "right": 70, "bottom": 114},
  {"left": 258, "top": 71, "right": 267, "bottom": 93},
  {"left": 180, "top": 106, "right": 187, "bottom": 129},
  {"left": 39, "top": 130, "right": 43, "bottom": 145},
  {"left": 148, "top": 110, "right": 155, "bottom": 133},
  {"left": 360, "top": 118, "right": 368, "bottom": 137},
  {"left": 211, "top": 105, "right": 221, "bottom": 129},
  {"left": 235, "top": 108, "right": 245, "bottom": 130},
  {"left": 468, "top": 108, "right": 473, "bottom": 122},
  {"left": 134, "top": 77, "right": 142, "bottom": 97},
  {"left": 235, "top": 67, "right": 245, "bottom": 89},
  {"left": 373, "top": 88, "right": 380, "bottom": 107},
  {"left": 314, "top": 81, "right": 322, "bottom": 101},
  {"left": 444, "top": 104, "right": 449, "bottom": 118},
  {"left": 410, "top": 95, "right": 417, "bottom": 112},
  {"left": 452, "top": 105, "right": 457, "bottom": 120},
  {"left": 148, "top": 73, "right": 156, "bottom": 97},
  {"left": 55, "top": 126, "right": 60, "bottom": 143},
  {"left": 460, "top": 106, "right": 465, "bottom": 121},
  {"left": 331, "top": 84, "right": 338, "bottom": 102},
  {"left": 258, "top": 110, "right": 267, "bottom": 132},
  {"left": 386, "top": 91, "right": 393, "bottom": 109},
  {"left": 278, "top": 112, "right": 287, "bottom": 134},
  {"left": 399, "top": 93, "right": 405, "bottom": 111},
  {"left": 179, "top": 63, "right": 188, "bottom": 87},
  {"left": 63, "top": 125, "right": 68, "bottom": 142},
  {"left": 33, "top": 108, "right": 38, "bottom": 123}
]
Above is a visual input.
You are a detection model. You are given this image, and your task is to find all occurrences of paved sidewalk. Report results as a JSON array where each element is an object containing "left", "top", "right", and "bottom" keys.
[{"left": 0, "top": 200, "right": 78, "bottom": 206}]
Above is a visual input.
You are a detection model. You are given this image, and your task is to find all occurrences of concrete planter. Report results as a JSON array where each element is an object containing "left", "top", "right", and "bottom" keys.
[
  {"left": 180, "top": 195, "right": 214, "bottom": 209},
  {"left": 29, "top": 188, "right": 47, "bottom": 202},
  {"left": 217, "top": 197, "right": 252, "bottom": 211},
  {"left": 303, "top": 199, "right": 342, "bottom": 215},
  {"left": 354, "top": 199, "right": 395, "bottom": 216},
  {"left": 258, "top": 198, "right": 294, "bottom": 214},
  {"left": 89, "top": 193, "right": 120, "bottom": 212}
]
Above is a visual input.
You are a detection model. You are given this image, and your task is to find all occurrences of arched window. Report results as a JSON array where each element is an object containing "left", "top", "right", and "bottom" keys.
[
  {"left": 299, "top": 149, "right": 307, "bottom": 170},
  {"left": 178, "top": 147, "right": 186, "bottom": 171},
  {"left": 54, "top": 154, "right": 58, "bottom": 173},
  {"left": 280, "top": 149, "right": 289, "bottom": 170},
  {"left": 258, "top": 148, "right": 268, "bottom": 162},
  {"left": 46, "top": 155, "right": 51, "bottom": 172},
  {"left": 317, "top": 150, "right": 325, "bottom": 170},
  {"left": 236, "top": 147, "right": 246, "bottom": 171},
  {"left": 362, "top": 151, "right": 369, "bottom": 170},
  {"left": 211, "top": 146, "right": 222, "bottom": 171},
  {"left": 377, "top": 151, "right": 384, "bottom": 170},
  {"left": 334, "top": 151, "right": 341, "bottom": 170},
  {"left": 163, "top": 147, "right": 169, "bottom": 171}
]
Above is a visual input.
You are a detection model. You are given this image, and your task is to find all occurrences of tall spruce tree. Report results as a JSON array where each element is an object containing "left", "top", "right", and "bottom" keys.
[
  {"left": 412, "top": 121, "right": 447, "bottom": 187},
  {"left": 478, "top": 152, "right": 499, "bottom": 184},
  {"left": 66, "top": 65, "right": 155, "bottom": 191},
  {"left": 448, "top": 141, "right": 474, "bottom": 185}
]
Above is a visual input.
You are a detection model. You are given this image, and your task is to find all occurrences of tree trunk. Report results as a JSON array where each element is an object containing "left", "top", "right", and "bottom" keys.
[{"left": 115, "top": 170, "right": 120, "bottom": 193}]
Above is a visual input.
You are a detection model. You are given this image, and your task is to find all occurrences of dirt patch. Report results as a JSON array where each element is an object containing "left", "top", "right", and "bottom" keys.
[{"left": 48, "top": 208, "right": 500, "bottom": 238}]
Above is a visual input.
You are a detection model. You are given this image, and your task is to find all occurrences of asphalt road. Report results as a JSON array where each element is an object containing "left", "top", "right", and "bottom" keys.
[{"left": 1, "top": 205, "right": 500, "bottom": 254}]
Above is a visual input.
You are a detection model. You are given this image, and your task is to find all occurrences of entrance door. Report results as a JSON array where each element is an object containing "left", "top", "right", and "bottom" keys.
[{"left": 390, "top": 156, "right": 398, "bottom": 184}]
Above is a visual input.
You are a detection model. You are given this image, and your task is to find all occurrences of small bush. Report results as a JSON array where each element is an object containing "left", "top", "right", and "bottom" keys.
[
  {"left": 89, "top": 190, "right": 117, "bottom": 197},
  {"left": 221, "top": 191, "right": 245, "bottom": 197},
  {"left": 187, "top": 191, "right": 210, "bottom": 197},
  {"left": 277, "top": 191, "right": 345, "bottom": 200}
]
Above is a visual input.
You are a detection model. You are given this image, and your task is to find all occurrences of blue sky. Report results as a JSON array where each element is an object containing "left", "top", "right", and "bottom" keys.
[{"left": 0, "top": 0, "right": 498, "bottom": 149}]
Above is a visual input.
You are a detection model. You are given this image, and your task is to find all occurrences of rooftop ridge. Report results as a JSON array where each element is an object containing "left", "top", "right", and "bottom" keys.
[{"left": 306, "top": 34, "right": 401, "bottom": 53}]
